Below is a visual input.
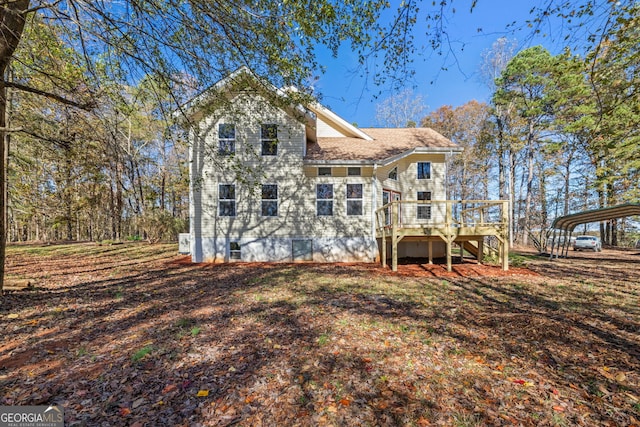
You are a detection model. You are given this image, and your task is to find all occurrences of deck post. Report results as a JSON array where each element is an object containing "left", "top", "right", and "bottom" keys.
[
  {"left": 445, "top": 201, "right": 453, "bottom": 272},
  {"left": 459, "top": 242, "right": 464, "bottom": 263},
  {"left": 477, "top": 239, "right": 484, "bottom": 264},
  {"left": 391, "top": 202, "right": 398, "bottom": 272},
  {"left": 381, "top": 228, "right": 386, "bottom": 268},
  {"left": 428, "top": 240, "right": 433, "bottom": 264}
]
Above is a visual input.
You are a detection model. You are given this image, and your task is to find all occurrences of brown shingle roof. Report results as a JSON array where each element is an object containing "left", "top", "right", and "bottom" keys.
[{"left": 305, "top": 128, "right": 460, "bottom": 163}]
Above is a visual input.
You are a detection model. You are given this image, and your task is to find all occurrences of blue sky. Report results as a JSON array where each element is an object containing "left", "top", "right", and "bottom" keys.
[{"left": 313, "top": 0, "right": 569, "bottom": 127}]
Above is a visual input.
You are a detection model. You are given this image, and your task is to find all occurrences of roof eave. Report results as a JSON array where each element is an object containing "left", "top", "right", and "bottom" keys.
[{"left": 380, "top": 146, "right": 463, "bottom": 166}]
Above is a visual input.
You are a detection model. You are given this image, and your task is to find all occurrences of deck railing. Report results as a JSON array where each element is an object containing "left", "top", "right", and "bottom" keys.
[
  {"left": 375, "top": 199, "right": 510, "bottom": 272},
  {"left": 375, "top": 200, "right": 509, "bottom": 233}
]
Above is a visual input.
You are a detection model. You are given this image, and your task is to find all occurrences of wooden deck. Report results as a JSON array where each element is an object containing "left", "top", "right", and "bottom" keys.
[{"left": 376, "top": 200, "right": 510, "bottom": 272}]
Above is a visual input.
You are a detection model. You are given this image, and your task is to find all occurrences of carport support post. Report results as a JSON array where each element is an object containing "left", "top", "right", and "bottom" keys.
[{"left": 563, "top": 229, "right": 571, "bottom": 258}]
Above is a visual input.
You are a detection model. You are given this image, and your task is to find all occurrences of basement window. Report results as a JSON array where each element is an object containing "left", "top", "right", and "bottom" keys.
[{"left": 229, "top": 241, "right": 241, "bottom": 260}]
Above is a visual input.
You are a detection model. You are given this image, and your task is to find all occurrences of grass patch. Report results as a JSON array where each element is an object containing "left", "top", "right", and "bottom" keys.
[{"left": 131, "top": 345, "right": 153, "bottom": 362}]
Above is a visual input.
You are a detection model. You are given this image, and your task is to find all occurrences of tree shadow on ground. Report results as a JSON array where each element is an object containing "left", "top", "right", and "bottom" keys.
[{"left": 1, "top": 247, "right": 639, "bottom": 426}]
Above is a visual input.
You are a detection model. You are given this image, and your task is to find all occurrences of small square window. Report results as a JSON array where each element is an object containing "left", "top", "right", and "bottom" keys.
[
  {"left": 347, "top": 167, "right": 361, "bottom": 176},
  {"left": 417, "top": 162, "right": 431, "bottom": 180},
  {"left": 318, "top": 167, "right": 332, "bottom": 176}
]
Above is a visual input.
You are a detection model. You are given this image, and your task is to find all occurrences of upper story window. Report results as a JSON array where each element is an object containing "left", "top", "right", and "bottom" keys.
[
  {"left": 318, "top": 167, "right": 332, "bottom": 176},
  {"left": 348, "top": 167, "right": 361, "bottom": 176},
  {"left": 417, "top": 191, "right": 432, "bottom": 219},
  {"left": 218, "top": 124, "right": 235, "bottom": 155},
  {"left": 218, "top": 184, "right": 236, "bottom": 216},
  {"left": 261, "top": 124, "right": 278, "bottom": 156},
  {"left": 388, "top": 167, "right": 398, "bottom": 180},
  {"left": 346, "top": 184, "right": 363, "bottom": 216},
  {"left": 261, "top": 184, "right": 278, "bottom": 217},
  {"left": 316, "top": 184, "right": 333, "bottom": 216},
  {"left": 417, "top": 162, "right": 431, "bottom": 180}
]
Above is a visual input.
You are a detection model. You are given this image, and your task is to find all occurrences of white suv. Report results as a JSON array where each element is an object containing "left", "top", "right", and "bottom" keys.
[{"left": 573, "top": 236, "right": 602, "bottom": 252}]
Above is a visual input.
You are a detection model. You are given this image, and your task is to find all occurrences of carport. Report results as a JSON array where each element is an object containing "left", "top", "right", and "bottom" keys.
[{"left": 548, "top": 203, "right": 640, "bottom": 259}]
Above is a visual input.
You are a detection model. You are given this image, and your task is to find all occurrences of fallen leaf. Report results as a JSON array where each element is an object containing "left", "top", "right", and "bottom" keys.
[
  {"left": 7, "top": 314, "right": 19, "bottom": 319},
  {"left": 119, "top": 407, "right": 131, "bottom": 416},
  {"left": 197, "top": 390, "right": 209, "bottom": 397},
  {"left": 339, "top": 398, "right": 351, "bottom": 406},
  {"left": 162, "top": 384, "right": 177, "bottom": 394}
]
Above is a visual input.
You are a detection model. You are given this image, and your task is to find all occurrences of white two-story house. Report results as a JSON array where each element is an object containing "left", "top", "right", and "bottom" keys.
[{"left": 186, "top": 67, "right": 497, "bottom": 267}]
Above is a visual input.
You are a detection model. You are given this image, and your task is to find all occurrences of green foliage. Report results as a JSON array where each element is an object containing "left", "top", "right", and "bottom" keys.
[{"left": 131, "top": 345, "right": 153, "bottom": 362}]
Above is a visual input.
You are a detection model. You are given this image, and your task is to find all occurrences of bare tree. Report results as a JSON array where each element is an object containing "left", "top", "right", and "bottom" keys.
[{"left": 375, "top": 89, "right": 427, "bottom": 128}]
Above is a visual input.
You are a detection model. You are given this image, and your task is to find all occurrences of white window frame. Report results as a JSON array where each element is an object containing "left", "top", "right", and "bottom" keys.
[
  {"left": 346, "top": 183, "right": 363, "bottom": 216},
  {"left": 316, "top": 183, "right": 333, "bottom": 216},
  {"left": 260, "top": 124, "right": 278, "bottom": 156},
  {"left": 261, "top": 184, "right": 278, "bottom": 217},
  {"left": 218, "top": 123, "right": 235, "bottom": 155},
  {"left": 417, "top": 191, "right": 432, "bottom": 220},
  {"left": 417, "top": 162, "right": 431, "bottom": 180},
  {"left": 218, "top": 184, "right": 236, "bottom": 217},
  {"left": 229, "top": 241, "right": 241, "bottom": 260}
]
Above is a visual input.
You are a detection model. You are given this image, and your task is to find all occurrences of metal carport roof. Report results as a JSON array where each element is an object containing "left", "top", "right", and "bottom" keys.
[
  {"left": 547, "top": 203, "right": 640, "bottom": 259},
  {"left": 551, "top": 203, "right": 640, "bottom": 232}
]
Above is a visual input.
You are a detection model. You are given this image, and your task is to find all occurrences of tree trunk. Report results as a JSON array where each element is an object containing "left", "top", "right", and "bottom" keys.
[
  {"left": 522, "top": 124, "right": 535, "bottom": 246},
  {"left": 508, "top": 148, "right": 516, "bottom": 245},
  {"left": 0, "top": 0, "right": 30, "bottom": 295}
]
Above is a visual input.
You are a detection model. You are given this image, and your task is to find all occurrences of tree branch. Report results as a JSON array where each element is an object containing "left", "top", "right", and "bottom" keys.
[{"left": 3, "top": 80, "right": 95, "bottom": 110}]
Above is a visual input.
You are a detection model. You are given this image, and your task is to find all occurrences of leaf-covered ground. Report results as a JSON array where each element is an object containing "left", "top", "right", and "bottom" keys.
[{"left": 1, "top": 243, "right": 639, "bottom": 426}]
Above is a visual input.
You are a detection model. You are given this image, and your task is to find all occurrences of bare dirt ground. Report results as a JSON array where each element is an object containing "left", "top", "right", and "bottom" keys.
[{"left": 1, "top": 243, "right": 639, "bottom": 426}]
